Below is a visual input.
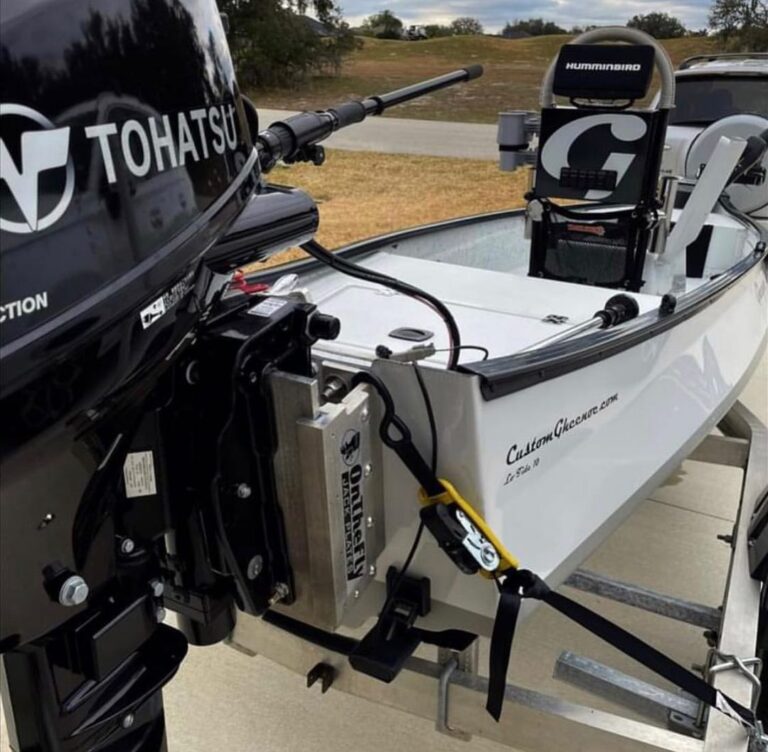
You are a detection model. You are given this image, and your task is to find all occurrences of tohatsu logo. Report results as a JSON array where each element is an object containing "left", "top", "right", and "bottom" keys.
[
  {"left": 0, "top": 104, "right": 75, "bottom": 234},
  {"left": 0, "top": 102, "right": 239, "bottom": 234}
]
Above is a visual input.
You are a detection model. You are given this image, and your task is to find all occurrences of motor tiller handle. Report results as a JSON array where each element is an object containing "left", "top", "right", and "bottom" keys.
[{"left": 257, "top": 66, "right": 484, "bottom": 170}]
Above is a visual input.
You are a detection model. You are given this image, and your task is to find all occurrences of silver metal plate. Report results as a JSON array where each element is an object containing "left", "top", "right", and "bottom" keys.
[{"left": 270, "top": 371, "right": 384, "bottom": 631}]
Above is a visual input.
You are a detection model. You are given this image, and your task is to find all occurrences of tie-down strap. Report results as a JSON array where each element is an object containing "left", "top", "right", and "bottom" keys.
[
  {"left": 352, "top": 370, "right": 760, "bottom": 741},
  {"left": 488, "top": 569, "right": 759, "bottom": 735}
]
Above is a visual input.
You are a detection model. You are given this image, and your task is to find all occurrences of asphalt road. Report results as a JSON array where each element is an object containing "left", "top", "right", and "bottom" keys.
[{"left": 258, "top": 108, "right": 499, "bottom": 160}]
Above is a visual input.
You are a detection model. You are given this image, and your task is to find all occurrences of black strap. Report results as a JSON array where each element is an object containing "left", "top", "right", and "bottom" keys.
[
  {"left": 353, "top": 371, "right": 444, "bottom": 497},
  {"left": 488, "top": 570, "right": 758, "bottom": 732},
  {"left": 352, "top": 372, "right": 758, "bottom": 736},
  {"left": 349, "top": 616, "right": 476, "bottom": 683}
]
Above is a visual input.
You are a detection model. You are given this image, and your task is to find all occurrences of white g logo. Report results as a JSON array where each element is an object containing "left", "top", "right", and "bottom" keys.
[{"left": 541, "top": 113, "right": 648, "bottom": 200}]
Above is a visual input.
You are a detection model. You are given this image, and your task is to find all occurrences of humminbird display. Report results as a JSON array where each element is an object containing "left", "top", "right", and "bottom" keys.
[{"left": 553, "top": 44, "right": 655, "bottom": 100}]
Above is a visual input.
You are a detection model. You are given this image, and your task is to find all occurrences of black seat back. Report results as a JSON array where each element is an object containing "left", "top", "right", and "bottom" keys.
[{"left": 528, "top": 43, "right": 669, "bottom": 291}]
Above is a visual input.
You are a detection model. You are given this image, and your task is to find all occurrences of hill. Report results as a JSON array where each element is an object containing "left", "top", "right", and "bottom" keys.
[{"left": 253, "top": 34, "right": 722, "bottom": 123}]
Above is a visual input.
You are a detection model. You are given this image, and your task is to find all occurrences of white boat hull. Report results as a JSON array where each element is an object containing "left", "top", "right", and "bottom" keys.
[
  {"left": 346, "top": 269, "right": 763, "bottom": 634},
  {"left": 296, "top": 218, "right": 768, "bottom": 635}
]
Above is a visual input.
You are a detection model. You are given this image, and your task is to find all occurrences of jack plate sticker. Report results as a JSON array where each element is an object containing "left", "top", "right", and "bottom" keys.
[{"left": 341, "top": 429, "right": 366, "bottom": 581}]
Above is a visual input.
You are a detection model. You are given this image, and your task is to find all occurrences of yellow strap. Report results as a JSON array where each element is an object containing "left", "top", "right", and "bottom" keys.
[{"left": 418, "top": 478, "right": 520, "bottom": 573}]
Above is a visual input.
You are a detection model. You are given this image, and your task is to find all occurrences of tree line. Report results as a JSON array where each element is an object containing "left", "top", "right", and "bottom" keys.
[
  {"left": 361, "top": 5, "right": 765, "bottom": 44},
  {"left": 223, "top": 0, "right": 767, "bottom": 91}
]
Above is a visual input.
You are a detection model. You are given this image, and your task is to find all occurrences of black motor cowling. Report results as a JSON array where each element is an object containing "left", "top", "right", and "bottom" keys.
[
  {"left": 0, "top": 0, "right": 258, "bottom": 451},
  {"left": 0, "top": 0, "right": 260, "bottom": 641}
]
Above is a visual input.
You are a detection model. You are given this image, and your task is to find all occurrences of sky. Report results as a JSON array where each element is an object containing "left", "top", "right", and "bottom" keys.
[{"left": 339, "top": 1, "right": 715, "bottom": 33}]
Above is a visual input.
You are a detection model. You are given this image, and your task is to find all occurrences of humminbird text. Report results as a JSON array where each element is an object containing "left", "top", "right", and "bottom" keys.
[{"left": 565, "top": 63, "right": 642, "bottom": 71}]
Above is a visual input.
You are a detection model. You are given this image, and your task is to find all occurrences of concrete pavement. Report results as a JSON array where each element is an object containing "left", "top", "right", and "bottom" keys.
[{"left": 259, "top": 108, "right": 500, "bottom": 161}]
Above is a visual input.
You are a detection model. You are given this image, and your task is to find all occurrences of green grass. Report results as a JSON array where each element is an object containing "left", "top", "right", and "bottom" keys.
[{"left": 253, "top": 34, "right": 723, "bottom": 123}]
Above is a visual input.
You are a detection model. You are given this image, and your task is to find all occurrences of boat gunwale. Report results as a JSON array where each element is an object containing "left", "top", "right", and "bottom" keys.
[{"left": 249, "top": 204, "right": 768, "bottom": 401}]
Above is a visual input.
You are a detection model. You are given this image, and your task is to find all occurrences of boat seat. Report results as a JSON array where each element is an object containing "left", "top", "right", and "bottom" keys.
[{"left": 526, "top": 43, "right": 668, "bottom": 293}]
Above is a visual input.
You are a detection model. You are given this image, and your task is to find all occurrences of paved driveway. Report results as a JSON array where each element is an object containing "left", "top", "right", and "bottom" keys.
[{"left": 258, "top": 108, "right": 499, "bottom": 161}]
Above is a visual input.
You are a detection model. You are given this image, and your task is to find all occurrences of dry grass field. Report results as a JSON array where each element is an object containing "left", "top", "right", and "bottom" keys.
[
  {"left": 256, "top": 149, "right": 528, "bottom": 267},
  {"left": 254, "top": 34, "right": 721, "bottom": 123}
]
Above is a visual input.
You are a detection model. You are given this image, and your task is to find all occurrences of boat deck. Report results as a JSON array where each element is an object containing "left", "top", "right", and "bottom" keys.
[{"left": 309, "top": 252, "right": 662, "bottom": 365}]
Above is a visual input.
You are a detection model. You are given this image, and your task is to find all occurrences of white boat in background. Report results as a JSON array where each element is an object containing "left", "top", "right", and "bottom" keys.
[{"left": 242, "top": 33, "right": 768, "bottom": 636}]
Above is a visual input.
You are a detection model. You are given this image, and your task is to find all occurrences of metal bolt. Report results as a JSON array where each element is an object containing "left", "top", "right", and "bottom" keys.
[
  {"left": 149, "top": 579, "right": 165, "bottom": 598},
  {"left": 360, "top": 407, "right": 370, "bottom": 423},
  {"left": 119, "top": 538, "right": 135, "bottom": 555},
  {"left": 368, "top": 564, "right": 376, "bottom": 577},
  {"left": 246, "top": 555, "right": 263, "bottom": 580},
  {"left": 236, "top": 483, "right": 252, "bottom": 499},
  {"left": 38, "top": 513, "right": 55, "bottom": 530},
  {"left": 366, "top": 516, "right": 374, "bottom": 529},
  {"left": 353, "top": 589, "right": 360, "bottom": 599},
  {"left": 121, "top": 713, "right": 135, "bottom": 729},
  {"left": 364, "top": 463, "right": 373, "bottom": 477},
  {"left": 717, "top": 533, "right": 733, "bottom": 545},
  {"left": 268, "top": 582, "right": 290, "bottom": 606},
  {"left": 58, "top": 575, "right": 89, "bottom": 607},
  {"left": 155, "top": 606, "right": 167, "bottom": 623}
]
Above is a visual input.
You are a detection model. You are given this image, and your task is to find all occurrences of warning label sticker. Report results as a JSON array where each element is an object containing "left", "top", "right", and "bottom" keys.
[
  {"left": 247, "top": 297, "right": 288, "bottom": 317},
  {"left": 123, "top": 451, "right": 158, "bottom": 498}
]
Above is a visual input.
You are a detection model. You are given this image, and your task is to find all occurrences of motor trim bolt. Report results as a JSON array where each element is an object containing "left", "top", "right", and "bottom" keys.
[
  {"left": 268, "top": 582, "right": 290, "bottom": 606},
  {"left": 149, "top": 579, "right": 165, "bottom": 598},
  {"left": 58, "top": 575, "right": 89, "bottom": 607},
  {"left": 121, "top": 713, "right": 135, "bottom": 729},
  {"left": 236, "top": 483, "right": 252, "bottom": 499},
  {"left": 119, "top": 538, "right": 135, "bottom": 555}
]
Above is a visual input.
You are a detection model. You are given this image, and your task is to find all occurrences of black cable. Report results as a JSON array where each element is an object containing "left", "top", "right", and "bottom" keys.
[
  {"left": 412, "top": 363, "right": 437, "bottom": 473},
  {"left": 378, "top": 520, "right": 426, "bottom": 618},
  {"left": 301, "top": 239, "right": 462, "bottom": 370},
  {"left": 433, "top": 345, "right": 490, "bottom": 361}
]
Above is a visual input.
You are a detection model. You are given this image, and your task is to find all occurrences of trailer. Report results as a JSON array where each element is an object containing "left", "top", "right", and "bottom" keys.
[{"left": 229, "top": 398, "right": 767, "bottom": 752}]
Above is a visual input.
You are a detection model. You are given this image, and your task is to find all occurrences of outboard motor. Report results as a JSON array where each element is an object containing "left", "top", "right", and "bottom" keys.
[
  {"left": 0, "top": 1, "right": 263, "bottom": 748},
  {"left": 501, "top": 28, "right": 675, "bottom": 292},
  {"left": 0, "top": 2, "right": 483, "bottom": 746}
]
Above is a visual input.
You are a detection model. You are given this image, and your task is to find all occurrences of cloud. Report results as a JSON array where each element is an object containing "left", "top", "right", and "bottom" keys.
[{"left": 339, "top": 0, "right": 713, "bottom": 32}]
